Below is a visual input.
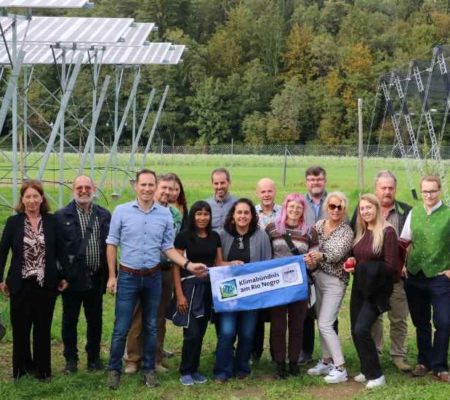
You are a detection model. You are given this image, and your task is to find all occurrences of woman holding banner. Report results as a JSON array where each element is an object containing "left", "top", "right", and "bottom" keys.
[
  {"left": 213, "top": 198, "right": 271, "bottom": 383},
  {"left": 349, "top": 194, "right": 397, "bottom": 389},
  {"left": 304, "top": 192, "right": 353, "bottom": 384},
  {"left": 266, "top": 193, "right": 319, "bottom": 379},
  {"left": 172, "top": 201, "right": 227, "bottom": 386}
]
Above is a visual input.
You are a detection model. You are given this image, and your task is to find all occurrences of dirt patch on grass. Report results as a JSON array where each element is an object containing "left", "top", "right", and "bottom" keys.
[{"left": 307, "top": 381, "right": 363, "bottom": 399}]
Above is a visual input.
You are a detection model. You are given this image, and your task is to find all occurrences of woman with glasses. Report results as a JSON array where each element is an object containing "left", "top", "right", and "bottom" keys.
[
  {"left": 304, "top": 192, "right": 353, "bottom": 384},
  {"left": 349, "top": 194, "right": 397, "bottom": 389},
  {"left": 213, "top": 198, "right": 271, "bottom": 383},
  {"left": 266, "top": 193, "right": 318, "bottom": 379}
]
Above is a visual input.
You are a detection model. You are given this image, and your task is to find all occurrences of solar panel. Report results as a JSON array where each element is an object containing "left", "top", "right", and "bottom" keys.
[
  {"left": 163, "top": 45, "right": 185, "bottom": 64},
  {"left": 121, "top": 23, "right": 155, "bottom": 46},
  {"left": 2, "top": 17, "right": 134, "bottom": 44},
  {"left": 0, "top": 42, "right": 182, "bottom": 65},
  {"left": 0, "top": 0, "right": 90, "bottom": 8}
]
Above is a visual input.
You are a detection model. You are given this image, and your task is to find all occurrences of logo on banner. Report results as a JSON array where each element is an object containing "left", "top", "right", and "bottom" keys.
[
  {"left": 215, "top": 262, "right": 303, "bottom": 302},
  {"left": 282, "top": 265, "right": 298, "bottom": 283},
  {"left": 220, "top": 279, "right": 238, "bottom": 299}
]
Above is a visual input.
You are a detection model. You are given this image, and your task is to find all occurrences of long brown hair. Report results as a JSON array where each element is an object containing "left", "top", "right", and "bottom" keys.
[{"left": 14, "top": 180, "right": 51, "bottom": 214}]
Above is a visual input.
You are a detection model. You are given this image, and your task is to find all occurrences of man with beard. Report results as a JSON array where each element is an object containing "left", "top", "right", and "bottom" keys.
[
  {"left": 206, "top": 168, "right": 237, "bottom": 234},
  {"left": 369, "top": 170, "right": 412, "bottom": 372},
  {"left": 56, "top": 175, "right": 111, "bottom": 373},
  {"left": 124, "top": 174, "right": 182, "bottom": 374}
]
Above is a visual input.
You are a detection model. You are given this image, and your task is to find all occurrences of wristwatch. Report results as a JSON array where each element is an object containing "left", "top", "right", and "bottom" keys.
[{"left": 183, "top": 260, "right": 191, "bottom": 270}]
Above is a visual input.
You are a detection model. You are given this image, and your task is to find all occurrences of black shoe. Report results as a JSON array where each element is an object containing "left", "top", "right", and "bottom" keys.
[
  {"left": 289, "top": 361, "right": 299, "bottom": 377},
  {"left": 88, "top": 358, "right": 105, "bottom": 371},
  {"left": 63, "top": 359, "right": 78, "bottom": 374},
  {"left": 275, "top": 362, "right": 287, "bottom": 379}
]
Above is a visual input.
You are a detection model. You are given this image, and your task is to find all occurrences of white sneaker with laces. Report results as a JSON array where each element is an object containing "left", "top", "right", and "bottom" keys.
[
  {"left": 366, "top": 375, "right": 386, "bottom": 389},
  {"left": 324, "top": 366, "right": 348, "bottom": 384},
  {"left": 307, "top": 360, "right": 333, "bottom": 376},
  {"left": 354, "top": 373, "right": 367, "bottom": 383}
]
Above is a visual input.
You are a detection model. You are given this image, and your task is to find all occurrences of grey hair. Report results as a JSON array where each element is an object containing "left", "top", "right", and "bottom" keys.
[{"left": 374, "top": 170, "right": 397, "bottom": 188}]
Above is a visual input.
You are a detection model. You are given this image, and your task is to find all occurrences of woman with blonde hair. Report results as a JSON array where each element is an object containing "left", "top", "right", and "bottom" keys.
[
  {"left": 304, "top": 192, "right": 353, "bottom": 384},
  {"left": 348, "top": 194, "right": 398, "bottom": 389}
]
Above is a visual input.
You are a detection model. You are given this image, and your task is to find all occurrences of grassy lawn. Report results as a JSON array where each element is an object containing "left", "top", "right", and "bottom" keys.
[{"left": 0, "top": 153, "right": 449, "bottom": 399}]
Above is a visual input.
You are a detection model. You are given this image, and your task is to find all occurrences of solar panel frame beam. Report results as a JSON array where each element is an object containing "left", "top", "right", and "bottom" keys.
[
  {"left": 79, "top": 74, "right": 110, "bottom": 175},
  {"left": 37, "top": 52, "right": 83, "bottom": 180},
  {"left": 140, "top": 85, "right": 170, "bottom": 169},
  {"left": 98, "top": 69, "right": 141, "bottom": 192}
]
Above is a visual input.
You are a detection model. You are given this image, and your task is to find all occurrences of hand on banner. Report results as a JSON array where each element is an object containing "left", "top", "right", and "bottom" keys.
[
  {"left": 303, "top": 253, "right": 317, "bottom": 270},
  {"left": 230, "top": 260, "right": 244, "bottom": 266}
]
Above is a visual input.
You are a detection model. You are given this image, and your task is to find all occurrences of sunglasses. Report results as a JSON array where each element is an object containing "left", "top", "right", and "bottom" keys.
[
  {"left": 237, "top": 236, "right": 245, "bottom": 250},
  {"left": 328, "top": 203, "right": 343, "bottom": 211}
]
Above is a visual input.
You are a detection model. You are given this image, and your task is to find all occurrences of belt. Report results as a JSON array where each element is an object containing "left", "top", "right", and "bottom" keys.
[{"left": 119, "top": 264, "right": 161, "bottom": 276}]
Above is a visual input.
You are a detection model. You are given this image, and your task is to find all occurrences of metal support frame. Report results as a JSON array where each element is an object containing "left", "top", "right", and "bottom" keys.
[
  {"left": 412, "top": 57, "right": 450, "bottom": 205},
  {"left": 379, "top": 78, "right": 416, "bottom": 192},
  {"left": 98, "top": 67, "right": 141, "bottom": 193},
  {"left": 392, "top": 71, "right": 424, "bottom": 176},
  {"left": 140, "top": 85, "right": 170, "bottom": 169}
]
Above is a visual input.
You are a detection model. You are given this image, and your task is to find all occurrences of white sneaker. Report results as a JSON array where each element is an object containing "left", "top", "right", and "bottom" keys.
[
  {"left": 324, "top": 366, "right": 348, "bottom": 384},
  {"left": 354, "top": 373, "right": 366, "bottom": 382},
  {"left": 366, "top": 375, "right": 386, "bottom": 389},
  {"left": 307, "top": 360, "right": 333, "bottom": 376}
]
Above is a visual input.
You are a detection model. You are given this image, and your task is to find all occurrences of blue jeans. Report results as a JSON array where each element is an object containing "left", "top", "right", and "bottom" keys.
[
  {"left": 108, "top": 271, "right": 162, "bottom": 373},
  {"left": 405, "top": 271, "right": 450, "bottom": 372},
  {"left": 213, "top": 310, "right": 257, "bottom": 380}
]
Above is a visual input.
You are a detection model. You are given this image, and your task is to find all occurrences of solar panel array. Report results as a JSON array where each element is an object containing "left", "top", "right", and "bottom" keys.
[
  {"left": 0, "top": 0, "right": 89, "bottom": 8},
  {"left": 0, "top": 14, "right": 185, "bottom": 66}
]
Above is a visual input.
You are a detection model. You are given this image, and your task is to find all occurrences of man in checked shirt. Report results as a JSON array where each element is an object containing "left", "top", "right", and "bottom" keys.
[{"left": 56, "top": 175, "right": 111, "bottom": 374}]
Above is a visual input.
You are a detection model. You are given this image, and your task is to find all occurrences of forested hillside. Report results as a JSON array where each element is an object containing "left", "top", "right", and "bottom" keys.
[{"left": 28, "top": 1, "right": 450, "bottom": 145}]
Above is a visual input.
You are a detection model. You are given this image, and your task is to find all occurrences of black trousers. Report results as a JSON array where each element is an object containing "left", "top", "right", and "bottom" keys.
[
  {"left": 179, "top": 316, "right": 208, "bottom": 375},
  {"left": 10, "top": 278, "right": 57, "bottom": 379},
  {"left": 61, "top": 279, "right": 103, "bottom": 362},
  {"left": 302, "top": 309, "right": 339, "bottom": 356},
  {"left": 350, "top": 283, "right": 383, "bottom": 380}
]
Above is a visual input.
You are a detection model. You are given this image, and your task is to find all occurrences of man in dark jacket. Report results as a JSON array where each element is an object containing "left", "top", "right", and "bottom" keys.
[{"left": 56, "top": 175, "right": 111, "bottom": 373}]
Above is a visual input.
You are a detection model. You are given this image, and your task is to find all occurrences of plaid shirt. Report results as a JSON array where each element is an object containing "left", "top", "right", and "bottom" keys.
[{"left": 76, "top": 202, "right": 101, "bottom": 272}]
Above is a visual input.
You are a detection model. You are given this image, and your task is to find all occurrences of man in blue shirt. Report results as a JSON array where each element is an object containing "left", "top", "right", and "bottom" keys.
[{"left": 105, "top": 169, "right": 206, "bottom": 390}]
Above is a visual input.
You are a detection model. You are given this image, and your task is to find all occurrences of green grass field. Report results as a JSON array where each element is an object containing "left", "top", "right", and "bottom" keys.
[{"left": 0, "top": 153, "right": 449, "bottom": 399}]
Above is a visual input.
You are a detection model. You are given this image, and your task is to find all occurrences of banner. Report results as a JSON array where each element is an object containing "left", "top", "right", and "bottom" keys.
[{"left": 209, "top": 255, "right": 309, "bottom": 313}]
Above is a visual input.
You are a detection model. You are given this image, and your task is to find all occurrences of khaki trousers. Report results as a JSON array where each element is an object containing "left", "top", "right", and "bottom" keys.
[
  {"left": 125, "top": 270, "right": 173, "bottom": 364},
  {"left": 371, "top": 279, "right": 409, "bottom": 360}
]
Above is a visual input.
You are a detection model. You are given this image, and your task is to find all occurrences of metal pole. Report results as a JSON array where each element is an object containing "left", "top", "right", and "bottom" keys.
[
  {"left": 160, "top": 140, "right": 164, "bottom": 168},
  {"left": 12, "top": 16, "right": 18, "bottom": 206},
  {"left": 59, "top": 52, "right": 66, "bottom": 207},
  {"left": 231, "top": 137, "right": 234, "bottom": 168},
  {"left": 141, "top": 86, "right": 170, "bottom": 168},
  {"left": 282, "top": 145, "right": 287, "bottom": 187},
  {"left": 358, "top": 98, "right": 364, "bottom": 189}
]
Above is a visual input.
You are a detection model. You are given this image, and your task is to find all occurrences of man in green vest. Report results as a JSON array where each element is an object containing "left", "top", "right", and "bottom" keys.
[{"left": 400, "top": 174, "right": 450, "bottom": 383}]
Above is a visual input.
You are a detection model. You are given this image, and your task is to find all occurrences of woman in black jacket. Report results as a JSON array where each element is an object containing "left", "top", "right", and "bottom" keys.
[{"left": 0, "top": 180, "right": 70, "bottom": 380}]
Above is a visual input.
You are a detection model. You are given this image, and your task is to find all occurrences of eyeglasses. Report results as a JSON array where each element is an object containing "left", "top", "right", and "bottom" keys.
[
  {"left": 421, "top": 190, "right": 440, "bottom": 196},
  {"left": 328, "top": 204, "right": 343, "bottom": 211},
  {"left": 75, "top": 185, "right": 93, "bottom": 192},
  {"left": 237, "top": 236, "right": 245, "bottom": 250}
]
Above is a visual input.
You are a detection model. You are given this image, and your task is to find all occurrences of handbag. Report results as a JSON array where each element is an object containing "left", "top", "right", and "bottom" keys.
[{"left": 282, "top": 233, "right": 316, "bottom": 308}]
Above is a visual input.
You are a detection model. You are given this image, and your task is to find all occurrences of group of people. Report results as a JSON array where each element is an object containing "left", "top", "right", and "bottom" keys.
[{"left": 0, "top": 166, "right": 450, "bottom": 391}]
